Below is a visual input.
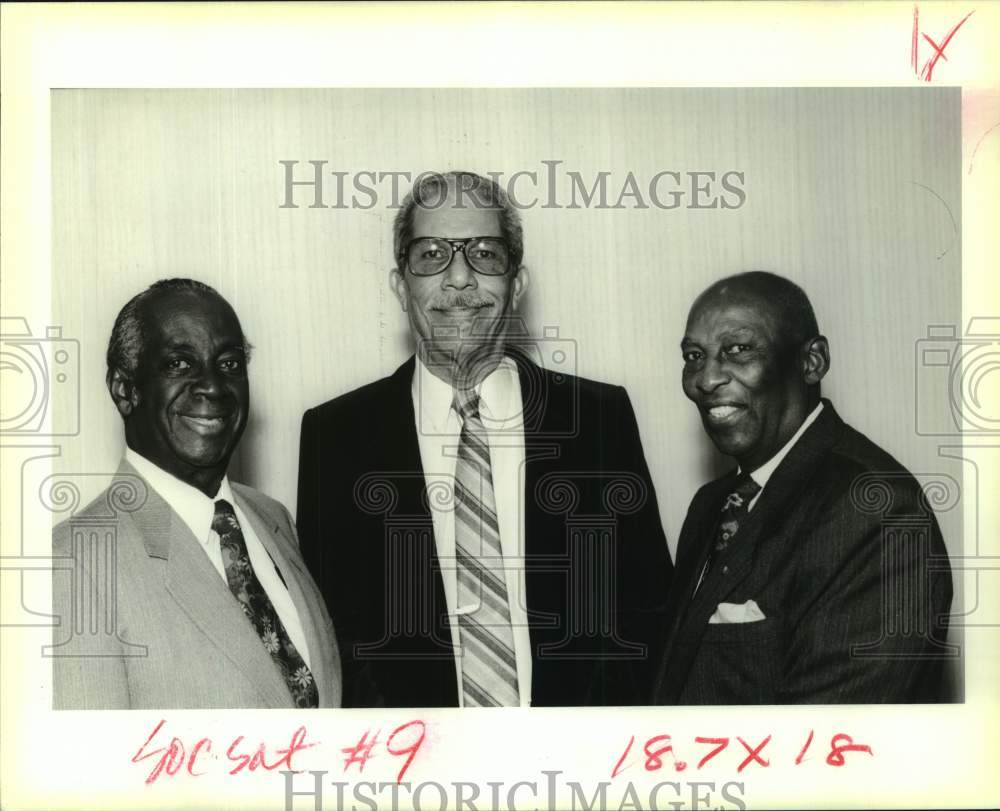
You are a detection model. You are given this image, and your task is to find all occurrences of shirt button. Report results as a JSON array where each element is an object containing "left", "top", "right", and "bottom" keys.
[{"left": 722, "top": 532, "right": 730, "bottom": 540}]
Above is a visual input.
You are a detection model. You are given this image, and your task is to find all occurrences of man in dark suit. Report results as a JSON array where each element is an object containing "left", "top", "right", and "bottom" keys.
[
  {"left": 653, "top": 271, "right": 953, "bottom": 704},
  {"left": 52, "top": 279, "right": 341, "bottom": 709},
  {"left": 298, "top": 171, "right": 672, "bottom": 707}
]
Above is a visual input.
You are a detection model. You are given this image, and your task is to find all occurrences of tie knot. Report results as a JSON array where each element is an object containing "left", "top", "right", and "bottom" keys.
[
  {"left": 722, "top": 474, "right": 761, "bottom": 512},
  {"left": 452, "top": 389, "right": 482, "bottom": 422},
  {"left": 212, "top": 499, "right": 239, "bottom": 533},
  {"left": 736, "top": 474, "right": 761, "bottom": 500}
]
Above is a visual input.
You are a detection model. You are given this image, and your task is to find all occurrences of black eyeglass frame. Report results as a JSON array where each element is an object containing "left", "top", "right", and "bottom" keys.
[{"left": 403, "top": 236, "right": 514, "bottom": 277}]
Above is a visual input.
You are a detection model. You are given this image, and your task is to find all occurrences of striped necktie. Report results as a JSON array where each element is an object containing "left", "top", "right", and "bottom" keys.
[{"left": 452, "top": 389, "right": 520, "bottom": 707}]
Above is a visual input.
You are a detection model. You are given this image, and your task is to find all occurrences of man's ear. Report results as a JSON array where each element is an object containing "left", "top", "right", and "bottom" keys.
[
  {"left": 511, "top": 266, "right": 530, "bottom": 310},
  {"left": 108, "top": 367, "right": 139, "bottom": 417},
  {"left": 389, "top": 268, "right": 408, "bottom": 313},
  {"left": 801, "top": 335, "right": 830, "bottom": 385}
]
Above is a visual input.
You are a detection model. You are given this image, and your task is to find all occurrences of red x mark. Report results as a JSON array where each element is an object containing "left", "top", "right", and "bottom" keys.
[
  {"left": 911, "top": 6, "right": 975, "bottom": 82},
  {"left": 736, "top": 735, "right": 771, "bottom": 772}
]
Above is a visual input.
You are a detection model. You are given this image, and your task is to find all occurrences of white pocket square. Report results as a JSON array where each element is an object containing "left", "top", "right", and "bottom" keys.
[{"left": 708, "top": 599, "right": 767, "bottom": 624}]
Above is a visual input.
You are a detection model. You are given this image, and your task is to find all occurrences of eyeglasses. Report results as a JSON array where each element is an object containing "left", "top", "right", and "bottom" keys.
[{"left": 404, "top": 236, "right": 512, "bottom": 277}]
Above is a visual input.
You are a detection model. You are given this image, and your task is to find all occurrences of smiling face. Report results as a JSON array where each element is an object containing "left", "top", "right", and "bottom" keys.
[
  {"left": 113, "top": 290, "right": 249, "bottom": 496},
  {"left": 681, "top": 291, "right": 813, "bottom": 472},
  {"left": 390, "top": 190, "right": 527, "bottom": 386}
]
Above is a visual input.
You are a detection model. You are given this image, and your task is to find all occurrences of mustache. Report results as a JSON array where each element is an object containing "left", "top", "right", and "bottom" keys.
[{"left": 427, "top": 292, "right": 494, "bottom": 310}]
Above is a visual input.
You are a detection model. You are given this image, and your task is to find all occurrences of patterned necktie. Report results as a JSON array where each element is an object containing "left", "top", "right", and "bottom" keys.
[
  {"left": 212, "top": 499, "right": 318, "bottom": 708},
  {"left": 695, "top": 473, "right": 762, "bottom": 595},
  {"left": 452, "top": 389, "right": 520, "bottom": 707}
]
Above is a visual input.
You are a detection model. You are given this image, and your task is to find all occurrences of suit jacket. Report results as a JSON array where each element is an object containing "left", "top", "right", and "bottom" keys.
[
  {"left": 652, "top": 400, "right": 954, "bottom": 704},
  {"left": 52, "top": 460, "right": 342, "bottom": 709},
  {"left": 297, "top": 354, "right": 673, "bottom": 707}
]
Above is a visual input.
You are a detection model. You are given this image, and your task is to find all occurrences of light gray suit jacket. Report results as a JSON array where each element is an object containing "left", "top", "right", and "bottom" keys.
[{"left": 52, "top": 460, "right": 342, "bottom": 709}]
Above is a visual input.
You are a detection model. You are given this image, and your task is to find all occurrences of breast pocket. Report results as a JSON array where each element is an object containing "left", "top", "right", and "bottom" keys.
[{"left": 693, "top": 617, "right": 785, "bottom": 703}]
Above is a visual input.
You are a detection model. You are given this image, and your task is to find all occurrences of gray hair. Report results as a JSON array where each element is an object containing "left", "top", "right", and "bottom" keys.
[{"left": 106, "top": 278, "right": 246, "bottom": 382}]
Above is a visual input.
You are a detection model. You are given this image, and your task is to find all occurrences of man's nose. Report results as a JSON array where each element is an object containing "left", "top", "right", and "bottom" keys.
[
  {"left": 695, "top": 356, "right": 729, "bottom": 394},
  {"left": 191, "top": 365, "right": 226, "bottom": 397},
  {"left": 442, "top": 247, "right": 477, "bottom": 289}
]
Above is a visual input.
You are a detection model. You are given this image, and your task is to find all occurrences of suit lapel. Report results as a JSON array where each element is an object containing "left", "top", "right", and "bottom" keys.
[
  {"left": 693, "top": 403, "right": 843, "bottom": 605},
  {"left": 234, "top": 489, "right": 337, "bottom": 707},
  {"left": 660, "top": 402, "right": 844, "bottom": 702},
  {"left": 517, "top": 352, "right": 560, "bottom": 553},
  {"left": 386, "top": 359, "right": 457, "bottom": 701},
  {"left": 655, "top": 475, "right": 733, "bottom": 697},
  {"left": 121, "top": 461, "right": 293, "bottom": 709},
  {"left": 514, "top": 356, "right": 566, "bottom": 679},
  {"left": 684, "top": 475, "right": 738, "bottom": 603},
  {"left": 757, "top": 399, "right": 843, "bottom": 507},
  {"left": 681, "top": 496, "right": 765, "bottom": 642},
  {"left": 388, "top": 358, "right": 434, "bottom": 519}
]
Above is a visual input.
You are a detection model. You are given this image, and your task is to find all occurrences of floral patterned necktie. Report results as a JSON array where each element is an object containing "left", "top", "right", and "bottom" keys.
[
  {"left": 212, "top": 499, "right": 318, "bottom": 708},
  {"left": 694, "top": 473, "right": 762, "bottom": 595}
]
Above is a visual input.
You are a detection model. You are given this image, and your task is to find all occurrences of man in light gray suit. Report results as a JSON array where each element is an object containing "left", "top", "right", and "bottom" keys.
[{"left": 52, "top": 278, "right": 341, "bottom": 709}]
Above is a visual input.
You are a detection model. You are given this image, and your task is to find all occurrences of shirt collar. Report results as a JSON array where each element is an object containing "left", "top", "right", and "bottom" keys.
[
  {"left": 125, "top": 447, "right": 235, "bottom": 544},
  {"left": 743, "top": 401, "right": 824, "bottom": 490},
  {"left": 413, "top": 354, "right": 520, "bottom": 431}
]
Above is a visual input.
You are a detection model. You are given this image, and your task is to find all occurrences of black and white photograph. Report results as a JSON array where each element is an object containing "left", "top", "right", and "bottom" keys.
[{"left": 47, "top": 86, "right": 964, "bottom": 709}]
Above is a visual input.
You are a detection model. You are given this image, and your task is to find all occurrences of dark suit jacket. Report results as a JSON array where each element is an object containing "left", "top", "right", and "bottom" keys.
[
  {"left": 652, "top": 400, "right": 954, "bottom": 704},
  {"left": 297, "top": 354, "right": 673, "bottom": 707}
]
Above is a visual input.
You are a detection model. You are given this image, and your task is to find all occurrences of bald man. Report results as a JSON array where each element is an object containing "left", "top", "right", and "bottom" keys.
[{"left": 652, "top": 271, "right": 953, "bottom": 704}]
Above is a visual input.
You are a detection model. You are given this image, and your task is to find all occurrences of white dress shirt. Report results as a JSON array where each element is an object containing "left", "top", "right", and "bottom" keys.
[
  {"left": 412, "top": 356, "right": 532, "bottom": 706},
  {"left": 744, "top": 401, "right": 824, "bottom": 511},
  {"left": 125, "top": 448, "right": 312, "bottom": 668}
]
